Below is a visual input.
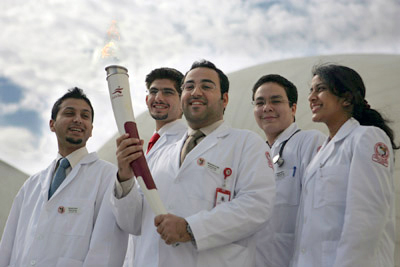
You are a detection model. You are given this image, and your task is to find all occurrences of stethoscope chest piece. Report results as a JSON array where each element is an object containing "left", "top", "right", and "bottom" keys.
[
  {"left": 272, "top": 129, "right": 301, "bottom": 168},
  {"left": 273, "top": 155, "right": 284, "bottom": 167}
]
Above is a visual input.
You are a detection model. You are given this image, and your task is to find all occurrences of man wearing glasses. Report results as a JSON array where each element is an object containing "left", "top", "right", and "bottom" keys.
[
  {"left": 119, "top": 67, "right": 186, "bottom": 267},
  {"left": 112, "top": 60, "right": 275, "bottom": 267},
  {"left": 251, "top": 74, "right": 325, "bottom": 267}
]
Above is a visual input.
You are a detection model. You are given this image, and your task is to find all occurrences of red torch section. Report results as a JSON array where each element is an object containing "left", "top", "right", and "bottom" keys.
[{"left": 124, "top": 121, "right": 157, "bottom": 190}]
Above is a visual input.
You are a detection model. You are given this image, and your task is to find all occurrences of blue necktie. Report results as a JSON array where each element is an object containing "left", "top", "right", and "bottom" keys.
[{"left": 49, "top": 158, "right": 70, "bottom": 199}]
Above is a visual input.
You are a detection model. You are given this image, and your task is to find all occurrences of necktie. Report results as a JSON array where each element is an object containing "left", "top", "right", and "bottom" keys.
[
  {"left": 180, "top": 130, "right": 205, "bottom": 165},
  {"left": 147, "top": 132, "right": 161, "bottom": 154},
  {"left": 49, "top": 158, "right": 70, "bottom": 199}
]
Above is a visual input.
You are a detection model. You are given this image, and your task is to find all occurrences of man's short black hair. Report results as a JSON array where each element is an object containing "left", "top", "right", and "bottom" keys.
[{"left": 51, "top": 87, "right": 94, "bottom": 122}]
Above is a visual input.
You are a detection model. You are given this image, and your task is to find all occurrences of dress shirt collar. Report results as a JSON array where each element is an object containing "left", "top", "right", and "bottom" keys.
[
  {"left": 186, "top": 119, "right": 224, "bottom": 137},
  {"left": 56, "top": 146, "right": 88, "bottom": 169}
]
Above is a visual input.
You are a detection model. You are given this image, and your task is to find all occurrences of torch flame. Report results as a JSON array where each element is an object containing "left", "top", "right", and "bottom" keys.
[{"left": 101, "top": 20, "right": 120, "bottom": 59}]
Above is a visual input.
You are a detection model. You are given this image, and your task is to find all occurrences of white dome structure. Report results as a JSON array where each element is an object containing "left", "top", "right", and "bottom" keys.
[
  {"left": 98, "top": 53, "right": 400, "bottom": 265},
  {"left": 0, "top": 160, "right": 29, "bottom": 236}
]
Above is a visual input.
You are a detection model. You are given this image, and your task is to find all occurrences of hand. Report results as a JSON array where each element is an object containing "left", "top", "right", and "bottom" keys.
[
  {"left": 154, "top": 214, "right": 192, "bottom": 245},
  {"left": 116, "top": 134, "right": 144, "bottom": 182}
]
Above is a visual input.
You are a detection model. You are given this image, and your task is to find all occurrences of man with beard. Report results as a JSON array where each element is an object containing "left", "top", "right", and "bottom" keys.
[
  {"left": 0, "top": 88, "right": 127, "bottom": 266},
  {"left": 111, "top": 60, "right": 275, "bottom": 267},
  {"left": 120, "top": 67, "right": 186, "bottom": 267}
]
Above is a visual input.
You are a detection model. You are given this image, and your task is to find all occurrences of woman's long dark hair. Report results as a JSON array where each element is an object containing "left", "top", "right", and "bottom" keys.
[{"left": 312, "top": 64, "right": 399, "bottom": 150}]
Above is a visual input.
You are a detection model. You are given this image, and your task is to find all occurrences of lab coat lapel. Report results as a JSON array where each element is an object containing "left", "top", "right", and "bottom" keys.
[
  {"left": 179, "top": 123, "right": 231, "bottom": 172},
  {"left": 41, "top": 160, "right": 57, "bottom": 200},
  {"left": 49, "top": 153, "right": 98, "bottom": 199},
  {"left": 147, "top": 134, "right": 167, "bottom": 158},
  {"left": 303, "top": 118, "right": 359, "bottom": 186}
]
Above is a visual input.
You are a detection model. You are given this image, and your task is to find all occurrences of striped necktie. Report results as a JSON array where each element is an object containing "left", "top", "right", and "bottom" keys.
[{"left": 180, "top": 130, "right": 205, "bottom": 165}]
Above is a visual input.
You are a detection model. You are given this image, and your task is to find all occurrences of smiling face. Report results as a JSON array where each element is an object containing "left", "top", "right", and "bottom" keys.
[
  {"left": 146, "top": 78, "right": 182, "bottom": 130},
  {"left": 50, "top": 98, "right": 93, "bottom": 156},
  {"left": 181, "top": 67, "right": 228, "bottom": 129},
  {"left": 253, "top": 82, "right": 296, "bottom": 145},
  {"left": 309, "top": 75, "right": 350, "bottom": 137}
]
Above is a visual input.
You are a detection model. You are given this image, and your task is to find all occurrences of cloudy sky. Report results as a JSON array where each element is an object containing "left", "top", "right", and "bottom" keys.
[{"left": 1, "top": 0, "right": 399, "bottom": 175}]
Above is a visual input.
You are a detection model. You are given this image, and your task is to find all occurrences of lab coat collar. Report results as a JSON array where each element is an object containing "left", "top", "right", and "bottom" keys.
[
  {"left": 178, "top": 121, "right": 231, "bottom": 172},
  {"left": 303, "top": 118, "right": 358, "bottom": 185},
  {"left": 43, "top": 152, "right": 99, "bottom": 201},
  {"left": 271, "top": 122, "right": 299, "bottom": 151},
  {"left": 55, "top": 146, "right": 89, "bottom": 169},
  {"left": 147, "top": 119, "right": 187, "bottom": 158}
]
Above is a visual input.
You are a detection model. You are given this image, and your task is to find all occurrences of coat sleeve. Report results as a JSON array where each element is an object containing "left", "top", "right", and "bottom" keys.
[
  {"left": 83, "top": 163, "right": 129, "bottom": 267},
  {"left": 333, "top": 128, "right": 395, "bottom": 267},
  {"left": 110, "top": 177, "right": 144, "bottom": 236},
  {"left": 186, "top": 133, "right": 276, "bottom": 251},
  {"left": 0, "top": 185, "right": 25, "bottom": 267}
]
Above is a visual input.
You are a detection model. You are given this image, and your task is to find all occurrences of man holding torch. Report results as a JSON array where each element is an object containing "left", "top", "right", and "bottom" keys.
[
  {"left": 111, "top": 60, "right": 275, "bottom": 267},
  {"left": 122, "top": 67, "right": 186, "bottom": 266}
]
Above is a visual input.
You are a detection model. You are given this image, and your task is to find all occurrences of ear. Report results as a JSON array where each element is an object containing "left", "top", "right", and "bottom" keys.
[
  {"left": 291, "top": 103, "right": 297, "bottom": 119},
  {"left": 342, "top": 92, "right": 353, "bottom": 107},
  {"left": 342, "top": 100, "right": 351, "bottom": 107},
  {"left": 222, "top": 92, "right": 229, "bottom": 108},
  {"left": 49, "top": 119, "right": 56, "bottom": 132}
]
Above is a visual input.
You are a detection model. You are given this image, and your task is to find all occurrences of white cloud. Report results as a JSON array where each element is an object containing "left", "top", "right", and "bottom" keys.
[{"left": 0, "top": 0, "right": 399, "bottom": 174}]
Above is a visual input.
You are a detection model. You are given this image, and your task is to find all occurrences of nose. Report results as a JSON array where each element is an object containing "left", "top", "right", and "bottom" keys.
[
  {"left": 308, "top": 90, "right": 316, "bottom": 103},
  {"left": 262, "top": 101, "right": 273, "bottom": 112},
  {"left": 154, "top": 90, "right": 165, "bottom": 101},
  {"left": 73, "top": 115, "right": 82, "bottom": 123},
  {"left": 191, "top": 84, "right": 203, "bottom": 96}
]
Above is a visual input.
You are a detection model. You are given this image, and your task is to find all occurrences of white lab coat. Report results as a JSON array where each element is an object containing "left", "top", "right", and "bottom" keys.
[
  {"left": 111, "top": 122, "right": 276, "bottom": 267},
  {"left": 292, "top": 118, "right": 395, "bottom": 267},
  {"left": 0, "top": 152, "right": 128, "bottom": 267},
  {"left": 123, "top": 119, "right": 187, "bottom": 267},
  {"left": 255, "top": 123, "right": 325, "bottom": 267}
]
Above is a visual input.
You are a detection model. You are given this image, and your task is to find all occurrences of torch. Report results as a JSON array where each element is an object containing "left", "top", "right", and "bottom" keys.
[{"left": 105, "top": 65, "right": 167, "bottom": 216}]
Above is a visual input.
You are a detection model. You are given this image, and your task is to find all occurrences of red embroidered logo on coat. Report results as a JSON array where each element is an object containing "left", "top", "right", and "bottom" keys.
[
  {"left": 58, "top": 206, "right": 65, "bottom": 214},
  {"left": 372, "top": 142, "right": 389, "bottom": 167},
  {"left": 197, "top": 157, "right": 205, "bottom": 166},
  {"left": 265, "top": 151, "right": 273, "bottom": 169}
]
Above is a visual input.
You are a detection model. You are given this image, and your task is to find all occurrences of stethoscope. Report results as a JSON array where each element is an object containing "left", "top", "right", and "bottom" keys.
[{"left": 272, "top": 129, "right": 301, "bottom": 167}]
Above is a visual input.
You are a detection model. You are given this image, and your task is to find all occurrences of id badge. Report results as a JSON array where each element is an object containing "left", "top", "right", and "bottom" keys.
[{"left": 215, "top": 188, "right": 231, "bottom": 206}]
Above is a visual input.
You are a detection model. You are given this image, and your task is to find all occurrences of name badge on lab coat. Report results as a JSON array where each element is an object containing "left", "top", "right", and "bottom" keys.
[{"left": 58, "top": 206, "right": 80, "bottom": 214}]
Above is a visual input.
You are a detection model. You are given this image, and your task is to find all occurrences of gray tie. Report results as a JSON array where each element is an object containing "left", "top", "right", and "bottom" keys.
[
  {"left": 181, "top": 130, "right": 205, "bottom": 165},
  {"left": 49, "top": 158, "right": 70, "bottom": 199}
]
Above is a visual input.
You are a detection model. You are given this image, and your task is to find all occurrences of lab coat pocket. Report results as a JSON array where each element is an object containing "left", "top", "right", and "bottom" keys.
[
  {"left": 313, "top": 165, "right": 349, "bottom": 208},
  {"left": 53, "top": 198, "right": 92, "bottom": 237},
  {"left": 321, "top": 240, "right": 338, "bottom": 267},
  {"left": 56, "top": 257, "right": 83, "bottom": 267},
  {"left": 275, "top": 169, "right": 300, "bottom": 206}
]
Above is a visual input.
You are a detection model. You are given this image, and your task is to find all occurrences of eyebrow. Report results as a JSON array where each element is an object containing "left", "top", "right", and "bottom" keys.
[
  {"left": 64, "top": 107, "right": 91, "bottom": 113},
  {"left": 255, "top": 95, "right": 284, "bottom": 100},
  {"left": 310, "top": 82, "right": 326, "bottom": 91},
  {"left": 185, "top": 79, "right": 216, "bottom": 85},
  {"left": 149, "top": 86, "right": 176, "bottom": 91}
]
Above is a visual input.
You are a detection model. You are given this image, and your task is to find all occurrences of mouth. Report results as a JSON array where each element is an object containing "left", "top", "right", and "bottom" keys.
[
  {"left": 260, "top": 115, "right": 278, "bottom": 121},
  {"left": 68, "top": 127, "right": 84, "bottom": 133},
  {"left": 189, "top": 98, "right": 207, "bottom": 107},
  {"left": 310, "top": 104, "right": 322, "bottom": 113},
  {"left": 152, "top": 103, "right": 169, "bottom": 110}
]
